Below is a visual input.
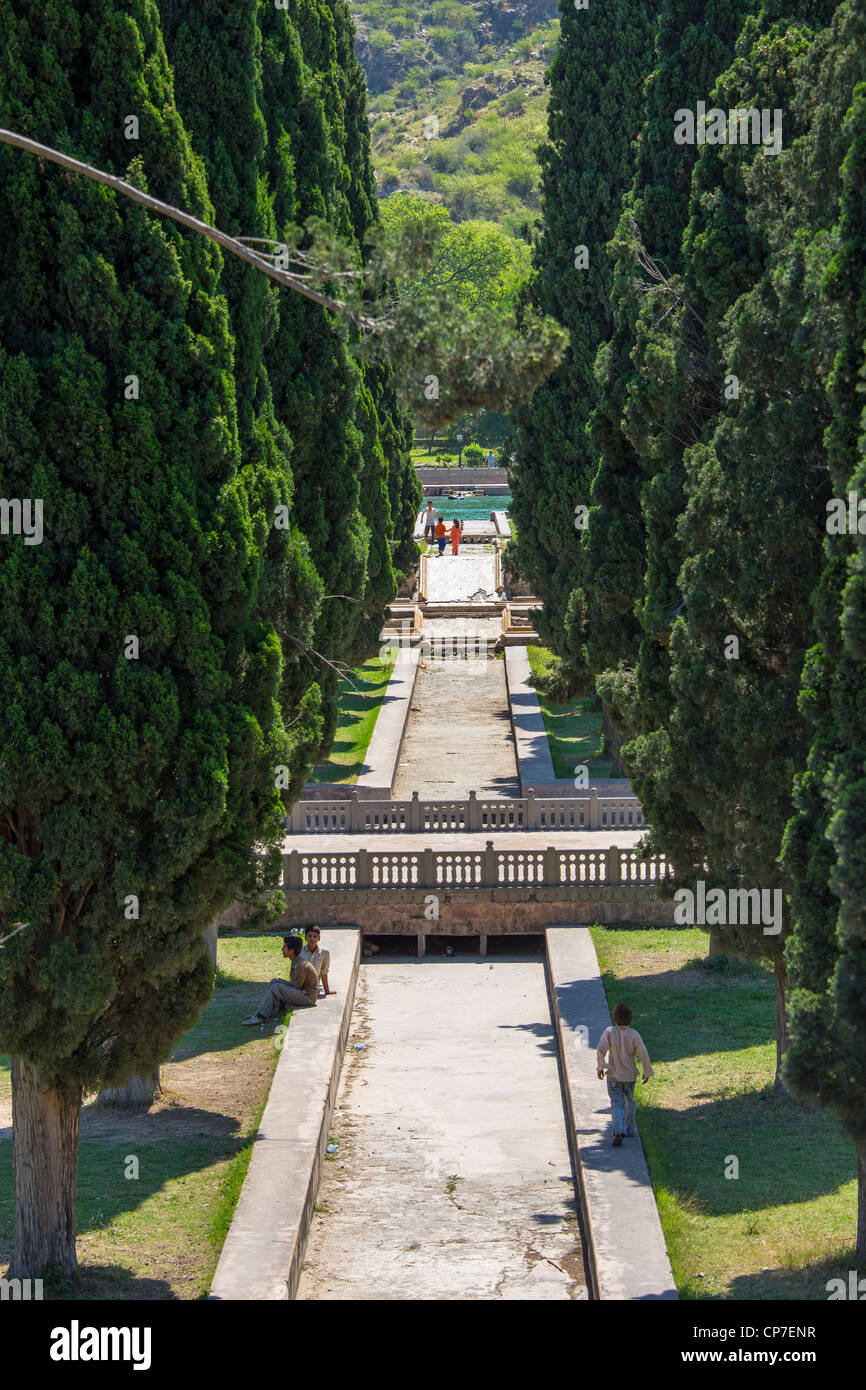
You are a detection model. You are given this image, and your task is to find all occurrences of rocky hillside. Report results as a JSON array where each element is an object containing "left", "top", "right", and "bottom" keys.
[{"left": 350, "top": 0, "right": 559, "bottom": 234}]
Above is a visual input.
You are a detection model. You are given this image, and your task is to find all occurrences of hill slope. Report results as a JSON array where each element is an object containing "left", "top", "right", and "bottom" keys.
[{"left": 350, "top": 0, "right": 559, "bottom": 234}]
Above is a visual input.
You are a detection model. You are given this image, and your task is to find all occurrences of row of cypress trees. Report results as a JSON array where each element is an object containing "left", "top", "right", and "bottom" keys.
[
  {"left": 512, "top": 0, "right": 866, "bottom": 1258},
  {"left": 0, "top": 0, "right": 418, "bottom": 1277}
]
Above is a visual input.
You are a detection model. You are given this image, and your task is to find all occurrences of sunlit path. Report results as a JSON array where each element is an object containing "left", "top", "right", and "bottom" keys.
[{"left": 296, "top": 959, "right": 586, "bottom": 1301}]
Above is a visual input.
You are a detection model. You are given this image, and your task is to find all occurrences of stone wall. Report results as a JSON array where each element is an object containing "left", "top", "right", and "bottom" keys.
[{"left": 220, "top": 888, "right": 676, "bottom": 935}]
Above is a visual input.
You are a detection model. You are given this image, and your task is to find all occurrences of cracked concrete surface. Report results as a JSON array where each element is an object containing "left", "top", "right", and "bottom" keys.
[
  {"left": 392, "top": 637, "right": 519, "bottom": 800},
  {"left": 296, "top": 960, "right": 587, "bottom": 1301}
]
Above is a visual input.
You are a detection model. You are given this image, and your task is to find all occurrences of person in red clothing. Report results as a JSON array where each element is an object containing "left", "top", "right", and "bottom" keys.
[
  {"left": 450, "top": 518, "right": 462, "bottom": 554},
  {"left": 435, "top": 515, "right": 447, "bottom": 555}
]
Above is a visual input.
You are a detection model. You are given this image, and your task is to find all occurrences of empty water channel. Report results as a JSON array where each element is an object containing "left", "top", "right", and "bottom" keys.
[{"left": 296, "top": 942, "right": 588, "bottom": 1301}]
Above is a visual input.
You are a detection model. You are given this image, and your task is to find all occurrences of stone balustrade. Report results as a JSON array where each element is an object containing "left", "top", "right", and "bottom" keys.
[
  {"left": 288, "top": 788, "right": 644, "bottom": 834},
  {"left": 282, "top": 842, "right": 668, "bottom": 892}
]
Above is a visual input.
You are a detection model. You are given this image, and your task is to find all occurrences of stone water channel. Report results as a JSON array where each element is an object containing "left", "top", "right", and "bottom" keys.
[
  {"left": 296, "top": 549, "right": 588, "bottom": 1301},
  {"left": 393, "top": 549, "right": 519, "bottom": 800},
  {"left": 296, "top": 954, "right": 587, "bottom": 1301}
]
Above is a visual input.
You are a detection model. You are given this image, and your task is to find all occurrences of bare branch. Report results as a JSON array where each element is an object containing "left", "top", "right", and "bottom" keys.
[{"left": 0, "top": 127, "right": 382, "bottom": 328}]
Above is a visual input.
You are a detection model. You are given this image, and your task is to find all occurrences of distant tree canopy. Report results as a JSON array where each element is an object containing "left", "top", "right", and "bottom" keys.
[{"left": 377, "top": 191, "right": 532, "bottom": 310}]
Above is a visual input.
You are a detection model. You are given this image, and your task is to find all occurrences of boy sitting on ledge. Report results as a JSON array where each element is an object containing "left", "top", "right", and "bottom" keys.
[{"left": 242, "top": 935, "right": 318, "bottom": 1024}]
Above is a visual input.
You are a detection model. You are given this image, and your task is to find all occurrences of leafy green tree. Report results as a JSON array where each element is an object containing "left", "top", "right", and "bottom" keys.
[
  {"left": 619, "top": 0, "right": 842, "bottom": 1073},
  {"left": 378, "top": 192, "right": 532, "bottom": 310}
]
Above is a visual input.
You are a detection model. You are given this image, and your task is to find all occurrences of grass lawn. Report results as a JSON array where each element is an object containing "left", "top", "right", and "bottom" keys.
[
  {"left": 0, "top": 933, "right": 293, "bottom": 1299},
  {"left": 411, "top": 446, "right": 450, "bottom": 466},
  {"left": 310, "top": 655, "right": 395, "bottom": 785},
  {"left": 527, "top": 645, "right": 613, "bottom": 779},
  {"left": 591, "top": 925, "right": 858, "bottom": 1300}
]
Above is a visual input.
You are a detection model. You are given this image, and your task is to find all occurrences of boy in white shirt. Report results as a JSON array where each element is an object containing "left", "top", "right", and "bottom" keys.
[
  {"left": 300, "top": 925, "right": 335, "bottom": 997},
  {"left": 596, "top": 1002, "right": 653, "bottom": 1147}
]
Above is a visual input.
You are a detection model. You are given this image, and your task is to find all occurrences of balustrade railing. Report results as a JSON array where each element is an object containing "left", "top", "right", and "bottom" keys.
[
  {"left": 288, "top": 788, "right": 643, "bottom": 834},
  {"left": 282, "top": 842, "right": 670, "bottom": 892}
]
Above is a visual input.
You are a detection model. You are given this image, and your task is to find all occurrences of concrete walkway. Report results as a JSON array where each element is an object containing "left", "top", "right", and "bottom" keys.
[
  {"left": 425, "top": 549, "right": 498, "bottom": 605},
  {"left": 210, "top": 928, "right": 361, "bottom": 1300},
  {"left": 296, "top": 959, "right": 587, "bottom": 1300},
  {"left": 283, "top": 829, "right": 644, "bottom": 852},
  {"left": 393, "top": 652, "right": 520, "bottom": 799},
  {"left": 546, "top": 928, "right": 676, "bottom": 1300}
]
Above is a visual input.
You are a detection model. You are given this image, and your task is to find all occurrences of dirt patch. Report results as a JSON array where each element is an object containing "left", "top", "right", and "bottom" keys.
[{"left": 77, "top": 1048, "right": 273, "bottom": 1144}]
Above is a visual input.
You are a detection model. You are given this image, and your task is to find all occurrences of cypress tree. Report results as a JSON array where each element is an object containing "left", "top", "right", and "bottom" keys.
[
  {"left": 508, "top": 0, "right": 656, "bottom": 687},
  {"left": 160, "top": 0, "right": 418, "bottom": 764},
  {"left": 620, "top": 1, "right": 844, "bottom": 1075},
  {"left": 781, "top": 0, "right": 866, "bottom": 1258},
  {"left": 1, "top": 0, "right": 305, "bottom": 1276}
]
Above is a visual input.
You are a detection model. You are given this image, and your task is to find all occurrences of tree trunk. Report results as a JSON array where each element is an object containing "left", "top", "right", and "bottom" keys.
[
  {"left": 773, "top": 956, "right": 789, "bottom": 1089},
  {"left": 97, "top": 1072, "right": 161, "bottom": 1107},
  {"left": 601, "top": 702, "right": 626, "bottom": 778},
  {"left": 708, "top": 930, "right": 726, "bottom": 958},
  {"left": 10, "top": 1057, "right": 80, "bottom": 1279},
  {"left": 857, "top": 1141, "right": 866, "bottom": 1267}
]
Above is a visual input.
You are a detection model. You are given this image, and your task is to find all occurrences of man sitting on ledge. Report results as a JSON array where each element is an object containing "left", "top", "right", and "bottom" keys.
[{"left": 242, "top": 935, "right": 318, "bottom": 1024}]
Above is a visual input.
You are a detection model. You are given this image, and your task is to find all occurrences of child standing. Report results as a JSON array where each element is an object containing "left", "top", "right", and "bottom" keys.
[
  {"left": 450, "top": 518, "right": 462, "bottom": 555},
  {"left": 596, "top": 1002, "right": 653, "bottom": 1147},
  {"left": 435, "top": 515, "right": 447, "bottom": 555}
]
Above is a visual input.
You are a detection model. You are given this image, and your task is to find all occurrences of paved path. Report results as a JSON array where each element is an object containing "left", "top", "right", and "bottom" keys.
[
  {"left": 392, "top": 650, "right": 519, "bottom": 799},
  {"left": 296, "top": 960, "right": 587, "bottom": 1300},
  {"left": 425, "top": 549, "right": 497, "bottom": 605},
  {"left": 284, "top": 829, "right": 644, "bottom": 851}
]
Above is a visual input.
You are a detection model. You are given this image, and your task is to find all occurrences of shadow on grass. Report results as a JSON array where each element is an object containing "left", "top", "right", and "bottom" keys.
[
  {"left": 43, "top": 1266, "right": 179, "bottom": 1301},
  {"left": 170, "top": 986, "right": 289, "bottom": 1063},
  {"left": 0, "top": 1120, "right": 248, "bottom": 1255},
  {"left": 592, "top": 963, "right": 777, "bottom": 1061},
  {"left": 641, "top": 1087, "right": 855, "bottom": 1217},
  {"left": 722, "top": 1250, "right": 858, "bottom": 1302}
]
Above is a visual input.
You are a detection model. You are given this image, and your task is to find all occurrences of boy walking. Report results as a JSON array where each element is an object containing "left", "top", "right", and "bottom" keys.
[{"left": 596, "top": 1002, "right": 653, "bottom": 1147}]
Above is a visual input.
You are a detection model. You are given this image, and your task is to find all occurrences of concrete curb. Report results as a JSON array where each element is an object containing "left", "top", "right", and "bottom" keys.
[
  {"left": 504, "top": 646, "right": 559, "bottom": 791},
  {"left": 209, "top": 927, "right": 361, "bottom": 1301},
  {"left": 546, "top": 926, "right": 677, "bottom": 1300}
]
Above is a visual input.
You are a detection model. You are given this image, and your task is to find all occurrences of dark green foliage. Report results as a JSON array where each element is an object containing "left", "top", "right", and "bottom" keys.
[
  {"left": 159, "top": 0, "right": 419, "bottom": 764},
  {"left": 509, "top": 0, "right": 656, "bottom": 688},
  {"left": 781, "top": 2, "right": 866, "bottom": 1255},
  {"left": 621, "top": 1, "right": 848, "bottom": 1029},
  {"left": 0, "top": 0, "right": 292, "bottom": 1092}
]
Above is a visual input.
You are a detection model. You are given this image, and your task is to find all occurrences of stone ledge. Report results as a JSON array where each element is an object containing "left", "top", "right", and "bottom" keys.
[
  {"left": 209, "top": 927, "right": 360, "bottom": 1301},
  {"left": 546, "top": 926, "right": 677, "bottom": 1300},
  {"left": 504, "top": 646, "right": 558, "bottom": 791}
]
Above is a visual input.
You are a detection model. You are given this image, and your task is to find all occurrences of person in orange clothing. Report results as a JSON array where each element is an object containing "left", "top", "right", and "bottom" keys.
[
  {"left": 435, "top": 514, "right": 447, "bottom": 555},
  {"left": 450, "top": 518, "right": 462, "bottom": 554}
]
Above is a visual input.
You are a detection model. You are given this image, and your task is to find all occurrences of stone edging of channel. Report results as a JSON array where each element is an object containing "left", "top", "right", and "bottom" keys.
[
  {"left": 545, "top": 925, "right": 677, "bottom": 1300},
  {"left": 209, "top": 927, "right": 361, "bottom": 1301}
]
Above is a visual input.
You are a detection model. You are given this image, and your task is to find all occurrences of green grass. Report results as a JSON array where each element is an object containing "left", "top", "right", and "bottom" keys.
[
  {"left": 590, "top": 926, "right": 858, "bottom": 1300},
  {"left": 310, "top": 654, "right": 396, "bottom": 784},
  {"left": 526, "top": 644, "right": 613, "bottom": 779},
  {"left": 0, "top": 934, "right": 291, "bottom": 1299}
]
